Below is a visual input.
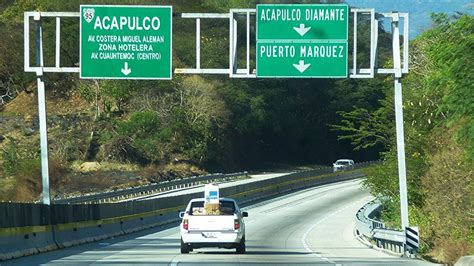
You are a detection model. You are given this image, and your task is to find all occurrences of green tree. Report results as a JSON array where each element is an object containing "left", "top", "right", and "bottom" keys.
[{"left": 334, "top": 14, "right": 473, "bottom": 263}]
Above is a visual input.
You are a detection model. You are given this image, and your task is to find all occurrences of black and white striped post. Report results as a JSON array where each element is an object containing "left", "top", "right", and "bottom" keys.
[{"left": 405, "top": 226, "right": 419, "bottom": 254}]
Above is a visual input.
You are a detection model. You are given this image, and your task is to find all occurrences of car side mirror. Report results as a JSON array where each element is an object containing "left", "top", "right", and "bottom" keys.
[
  {"left": 242, "top": 211, "right": 248, "bottom": 217},
  {"left": 179, "top": 211, "right": 185, "bottom": 218}
]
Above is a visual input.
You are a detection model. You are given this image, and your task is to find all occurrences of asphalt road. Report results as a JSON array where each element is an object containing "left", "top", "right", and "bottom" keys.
[
  {"left": 131, "top": 172, "right": 292, "bottom": 201},
  {"left": 5, "top": 179, "right": 436, "bottom": 266}
]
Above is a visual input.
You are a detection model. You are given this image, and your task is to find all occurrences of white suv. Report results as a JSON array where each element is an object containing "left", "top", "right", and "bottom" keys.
[
  {"left": 179, "top": 198, "right": 248, "bottom": 254},
  {"left": 333, "top": 159, "right": 354, "bottom": 172}
]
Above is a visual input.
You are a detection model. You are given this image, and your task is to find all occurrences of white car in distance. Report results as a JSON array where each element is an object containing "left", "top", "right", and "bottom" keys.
[
  {"left": 333, "top": 159, "right": 355, "bottom": 172},
  {"left": 179, "top": 198, "right": 248, "bottom": 254}
]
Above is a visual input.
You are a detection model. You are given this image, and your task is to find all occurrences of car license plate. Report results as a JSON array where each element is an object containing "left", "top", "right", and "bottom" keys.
[{"left": 202, "top": 232, "right": 218, "bottom": 238}]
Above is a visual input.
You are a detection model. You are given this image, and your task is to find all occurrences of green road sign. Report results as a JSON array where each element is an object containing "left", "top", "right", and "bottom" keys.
[
  {"left": 80, "top": 5, "right": 172, "bottom": 79},
  {"left": 256, "top": 4, "right": 348, "bottom": 78},
  {"left": 257, "top": 42, "right": 347, "bottom": 78}
]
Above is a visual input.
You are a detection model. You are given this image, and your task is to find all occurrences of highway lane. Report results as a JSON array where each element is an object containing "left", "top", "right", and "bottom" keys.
[
  {"left": 131, "top": 172, "right": 292, "bottom": 201},
  {"left": 5, "top": 179, "right": 436, "bottom": 265}
]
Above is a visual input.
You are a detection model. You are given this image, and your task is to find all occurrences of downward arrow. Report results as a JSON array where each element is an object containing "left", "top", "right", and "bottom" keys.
[
  {"left": 121, "top": 62, "right": 131, "bottom": 76},
  {"left": 293, "top": 23, "right": 311, "bottom": 37},
  {"left": 293, "top": 60, "right": 311, "bottom": 73}
]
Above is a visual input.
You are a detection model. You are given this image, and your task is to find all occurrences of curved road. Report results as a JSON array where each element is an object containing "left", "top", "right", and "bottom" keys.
[{"left": 6, "top": 179, "right": 435, "bottom": 265}]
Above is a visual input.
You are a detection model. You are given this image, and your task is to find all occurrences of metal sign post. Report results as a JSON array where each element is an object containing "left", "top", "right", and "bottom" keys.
[
  {"left": 391, "top": 12, "right": 410, "bottom": 231},
  {"left": 33, "top": 13, "right": 51, "bottom": 205}
]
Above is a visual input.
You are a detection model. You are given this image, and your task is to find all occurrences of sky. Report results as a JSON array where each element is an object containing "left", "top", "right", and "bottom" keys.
[{"left": 345, "top": 0, "right": 474, "bottom": 38}]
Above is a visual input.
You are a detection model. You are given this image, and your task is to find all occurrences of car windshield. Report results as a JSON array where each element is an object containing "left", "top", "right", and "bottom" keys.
[{"left": 336, "top": 161, "right": 350, "bottom": 165}]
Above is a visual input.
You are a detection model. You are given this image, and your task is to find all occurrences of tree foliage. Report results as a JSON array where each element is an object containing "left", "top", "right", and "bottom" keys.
[{"left": 337, "top": 14, "right": 473, "bottom": 263}]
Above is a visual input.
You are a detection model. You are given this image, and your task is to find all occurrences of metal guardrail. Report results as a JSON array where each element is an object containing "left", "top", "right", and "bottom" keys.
[
  {"left": 53, "top": 160, "right": 381, "bottom": 204},
  {"left": 353, "top": 160, "right": 380, "bottom": 169},
  {"left": 53, "top": 172, "right": 248, "bottom": 204},
  {"left": 52, "top": 160, "right": 380, "bottom": 204},
  {"left": 355, "top": 199, "right": 406, "bottom": 254},
  {"left": 1, "top": 164, "right": 373, "bottom": 261}
]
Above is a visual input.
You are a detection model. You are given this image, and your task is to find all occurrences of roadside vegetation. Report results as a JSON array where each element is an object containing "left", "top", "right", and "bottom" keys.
[
  {"left": 1, "top": 0, "right": 383, "bottom": 202},
  {"left": 336, "top": 14, "right": 473, "bottom": 263}
]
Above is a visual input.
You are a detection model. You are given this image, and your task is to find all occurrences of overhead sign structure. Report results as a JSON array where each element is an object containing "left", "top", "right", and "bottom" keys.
[
  {"left": 256, "top": 4, "right": 348, "bottom": 78},
  {"left": 80, "top": 5, "right": 172, "bottom": 79}
]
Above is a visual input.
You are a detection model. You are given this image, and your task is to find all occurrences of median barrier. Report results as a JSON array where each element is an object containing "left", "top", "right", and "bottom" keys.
[
  {"left": 1, "top": 166, "right": 370, "bottom": 261},
  {"left": 121, "top": 211, "right": 178, "bottom": 234},
  {"left": 0, "top": 226, "right": 56, "bottom": 260},
  {"left": 120, "top": 216, "right": 148, "bottom": 234},
  {"left": 228, "top": 169, "right": 362, "bottom": 206},
  {"left": 120, "top": 193, "right": 199, "bottom": 234},
  {"left": 54, "top": 221, "right": 105, "bottom": 248},
  {"left": 99, "top": 221, "right": 124, "bottom": 239},
  {"left": 0, "top": 202, "right": 57, "bottom": 260},
  {"left": 54, "top": 172, "right": 249, "bottom": 204}
]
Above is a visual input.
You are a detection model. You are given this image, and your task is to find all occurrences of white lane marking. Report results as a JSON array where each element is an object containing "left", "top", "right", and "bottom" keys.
[
  {"left": 169, "top": 254, "right": 180, "bottom": 266},
  {"left": 301, "top": 198, "right": 371, "bottom": 264}
]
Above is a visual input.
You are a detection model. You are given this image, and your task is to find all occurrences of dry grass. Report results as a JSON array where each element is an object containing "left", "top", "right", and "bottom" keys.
[
  {"left": 430, "top": 236, "right": 472, "bottom": 265},
  {"left": 0, "top": 160, "right": 205, "bottom": 202},
  {"left": 420, "top": 128, "right": 473, "bottom": 264},
  {"left": 70, "top": 161, "right": 140, "bottom": 172},
  {"left": 0, "top": 159, "right": 42, "bottom": 202},
  {"left": 3, "top": 90, "right": 90, "bottom": 116},
  {"left": 2, "top": 91, "right": 37, "bottom": 115},
  {"left": 49, "top": 157, "right": 72, "bottom": 197},
  {"left": 138, "top": 162, "right": 205, "bottom": 183}
]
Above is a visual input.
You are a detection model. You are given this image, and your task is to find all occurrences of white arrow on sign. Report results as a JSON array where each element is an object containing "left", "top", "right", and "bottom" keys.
[
  {"left": 293, "top": 23, "right": 311, "bottom": 37},
  {"left": 293, "top": 60, "right": 311, "bottom": 73},
  {"left": 121, "top": 62, "right": 132, "bottom": 76}
]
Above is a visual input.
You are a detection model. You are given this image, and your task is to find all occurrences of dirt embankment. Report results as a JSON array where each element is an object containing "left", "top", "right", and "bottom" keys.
[{"left": 0, "top": 90, "right": 205, "bottom": 202}]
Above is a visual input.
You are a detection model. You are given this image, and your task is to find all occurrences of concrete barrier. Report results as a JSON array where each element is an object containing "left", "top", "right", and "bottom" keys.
[
  {"left": 53, "top": 222, "right": 105, "bottom": 248},
  {"left": 0, "top": 170, "right": 364, "bottom": 261},
  {"left": 120, "top": 215, "right": 148, "bottom": 234},
  {"left": 0, "top": 226, "right": 57, "bottom": 260},
  {"left": 120, "top": 210, "right": 181, "bottom": 234},
  {"left": 99, "top": 221, "right": 124, "bottom": 239}
]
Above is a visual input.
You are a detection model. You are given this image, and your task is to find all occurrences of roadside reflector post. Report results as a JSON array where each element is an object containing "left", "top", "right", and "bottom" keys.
[{"left": 405, "top": 226, "right": 419, "bottom": 257}]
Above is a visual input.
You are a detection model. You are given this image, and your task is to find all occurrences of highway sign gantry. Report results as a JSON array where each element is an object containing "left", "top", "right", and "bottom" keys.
[
  {"left": 80, "top": 5, "right": 172, "bottom": 79},
  {"left": 256, "top": 4, "right": 349, "bottom": 78}
]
